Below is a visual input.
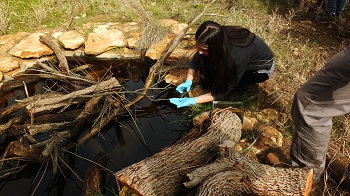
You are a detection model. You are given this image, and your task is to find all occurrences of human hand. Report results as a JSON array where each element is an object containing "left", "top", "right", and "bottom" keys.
[
  {"left": 169, "top": 97, "right": 196, "bottom": 108},
  {"left": 176, "top": 80, "right": 192, "bottom": 94}
]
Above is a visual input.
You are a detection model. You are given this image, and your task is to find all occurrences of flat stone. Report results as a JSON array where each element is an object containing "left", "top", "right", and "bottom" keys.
[
  {"left": 0, "top": 56, "right": 20, "bottom": 72},
  {"left": 95, "top": 50, "right": 140, "bottom": 61},
  {"left": 0, "top": 32, "right": 30, "bottom": 55},
  {"left": 166, "top": 48, "right": 196, "bottom": 63},
  {"left": 8, "top": 33, "right": 54, "bottom": 58},
  {"left": 146, "top": 34, "right": 175, "bottom": 60},
  {"left": 58, "top": 30, "right": 86, "bottom": 49},
  {"left": 171, "top": 23, "right": 189, "bottom": 34},
  {"left": 85, "top": 29, "right": 125, "bottom": 55},
  {"left": 158, "top": 19, "right": 179, "bottom": 27},
  {"left": 125, "top": 32, "right": 141, "bottom": 49}
]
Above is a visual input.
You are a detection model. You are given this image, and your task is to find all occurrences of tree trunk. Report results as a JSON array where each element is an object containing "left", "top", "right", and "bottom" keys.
[
  {"left": 192, "top": 147, "right": 313, "bottom": 196},
  {"left": 114, "top": 109, "right": 242, "bottom": 196},
  {"left": 115, "top": 108, "right": 313, "bottom": 196}
]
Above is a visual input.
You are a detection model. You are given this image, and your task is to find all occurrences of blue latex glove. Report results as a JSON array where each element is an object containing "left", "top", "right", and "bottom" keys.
[
  {"left": 169, "top": 97, "right": 196, "bottom": 108},
  {"left": 176, "top": 80, "right": 192, "bottom": 94}
]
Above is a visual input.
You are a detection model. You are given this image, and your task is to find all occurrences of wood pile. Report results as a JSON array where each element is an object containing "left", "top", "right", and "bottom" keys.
[{"left": 115, "top": 109, "right": 313, "bottom": 196}]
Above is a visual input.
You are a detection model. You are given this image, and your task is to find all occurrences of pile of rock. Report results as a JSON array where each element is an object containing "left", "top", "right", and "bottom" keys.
[{"left": 0, "top": 19, "right": 196, "bottom": 86}]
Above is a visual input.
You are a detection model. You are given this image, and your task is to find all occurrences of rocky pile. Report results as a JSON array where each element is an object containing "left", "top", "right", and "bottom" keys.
[{"left": 0, "top": 19, "right": 196, "bottom": 86}]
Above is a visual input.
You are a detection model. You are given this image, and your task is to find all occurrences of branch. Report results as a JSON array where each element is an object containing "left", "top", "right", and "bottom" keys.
[
  {"left": 125, "top": 0, "right": 217, "bottom": 108},
  {"left": 39, "top": 35, "right": 70, "bottom": 75}
]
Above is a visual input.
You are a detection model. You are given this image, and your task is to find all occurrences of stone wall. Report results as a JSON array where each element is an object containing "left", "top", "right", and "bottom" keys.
[{"left": 0, "top": 19, "right": 196, "bottom": 86}]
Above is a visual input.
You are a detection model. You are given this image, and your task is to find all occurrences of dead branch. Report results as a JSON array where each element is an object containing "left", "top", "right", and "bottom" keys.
[
  {"left": 28, "top": 95, "right": 103, "bottom": 136},
  {"left": 0, "top": 141, "right": 43, "bottom": 169},
  {"left": 1, "top": 75, "right": 41, "bottom": 92},
  {"left": 0, "top": 92, "right": 62, "bottom": 121},
  {"left": 30, "top": 131, "right": 71, "bottom": 173},
  {"left": 76, "top": 106, "right": 125, "bottom": 146},
  {"left": 26, "top": 77, "right": 120, "bottom": 115},
  {"left": 0, "top": 113, "right": 28, "bottom": 136},
  {"left": 31, "top": 109, "right": 83, "bottom": 124},
  {"left": 69, "top": 95, "right": 103, "bottom": 136},
  {"left": 28, "top": 97, "right": 91, "bottom": 116},
  {"left": 125, "top": 0, "right": 216, "bottom": 107},
  {"left": 39, "top": 35, "right": 70, "bottom": 75}
]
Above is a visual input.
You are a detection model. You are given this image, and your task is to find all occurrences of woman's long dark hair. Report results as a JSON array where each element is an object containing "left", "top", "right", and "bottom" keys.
[{"left": 195, "top": 21, "right": 254, "bottom": 96}]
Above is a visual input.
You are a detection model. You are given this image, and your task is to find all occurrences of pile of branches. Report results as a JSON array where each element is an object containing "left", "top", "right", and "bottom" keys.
[
  {"left": 0, "top": 35, "right": 127, "bottom": 177},
  {"left": 0, "top": 0, "right": 216, "bottom": 185}
]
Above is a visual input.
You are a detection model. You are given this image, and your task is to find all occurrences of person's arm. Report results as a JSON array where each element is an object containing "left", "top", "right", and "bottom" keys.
[
  {"left": 185, "top": 68, "right": 196, "bottom": 81},
  {"left": 195, "top": 92, "right": 215, "bottom": 104},
  {"left": 169, "top": 92, "right": 214, "bottom": 108}
]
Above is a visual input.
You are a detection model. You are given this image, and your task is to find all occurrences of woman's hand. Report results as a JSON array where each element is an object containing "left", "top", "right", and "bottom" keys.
[
  {"left": 176, "top": 80, "right": 192, "bottom": 93},
  {"left": 169, "top": 97, "right": 196, "bottom": 108}
]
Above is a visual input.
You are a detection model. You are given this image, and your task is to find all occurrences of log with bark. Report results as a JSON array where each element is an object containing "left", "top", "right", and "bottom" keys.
[
  {"left": 115, "top": 108, "right": 242, "bottom": 196},
  {"left": 114, "top": 108, "right": 313, "bottom": 196},
  {"left": 187, "top": 139, "right": 313, "bottom": 196}
]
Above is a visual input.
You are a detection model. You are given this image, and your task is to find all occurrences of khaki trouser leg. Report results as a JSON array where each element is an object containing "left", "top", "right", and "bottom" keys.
[{"left": 290, "top": 46, "right": 350, "bottom": 182}]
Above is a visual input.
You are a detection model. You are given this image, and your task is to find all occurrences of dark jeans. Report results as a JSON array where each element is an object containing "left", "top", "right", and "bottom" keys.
[
  {"left": 327, "top": 0, "right": 348, "bottom": 14},
  {"left": 237, "top": 70, "right": 269, "bottom": 87},
  {"left": 200, "top": 71, "right": 269, "bottom": 90}
]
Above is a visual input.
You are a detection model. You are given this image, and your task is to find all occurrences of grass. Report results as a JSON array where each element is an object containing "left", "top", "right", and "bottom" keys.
[{"left": 1, "top": 0, "right": 349, "bottom": 195}]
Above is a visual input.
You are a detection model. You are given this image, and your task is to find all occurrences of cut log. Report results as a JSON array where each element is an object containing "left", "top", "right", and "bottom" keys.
[
  {"left": 115, "top": 107, "right": 313, "bottom": 196},
  {"left": 186, "top": 140, "right": 313, "bottom": 196},
  {"left": 193, "top": 151, "right": 313, "bottom": 196},
  {"left": 114, "top": 108, "right": 242, "bottom": 196}
]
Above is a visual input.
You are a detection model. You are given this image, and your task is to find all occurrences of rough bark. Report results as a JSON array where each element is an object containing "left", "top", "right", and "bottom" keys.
[
  {"left": 0, "top": 92, "right": 62, "bottom": 121},
  {"left": 114, "top": 109, "right": 242, "bottom": 196},
  {"left": 30, "top": 109, "right": 83, "bottom": 124},
  {"left": 25, "top": 77, "right": 120, "bottom": 115},
  {"left": 0, "top": 141, "right": 43, "bottom": 169},
  {"left": 82, "top": 152, "right": 109, "bottom": 196},
  {"left": 115, "top": 108, "right": 313, "bottom": 196},
  {"left": 191, "top": 145, "right": 313, "bottom": 196},
  {"left": 0, "top": 113, "right": 28, "bottom": 136},
  {"left": 0, "top": 75, "right": 41, "bottom": 92},
  {"left": 39, "top": 35, "right": 70, "bottom": 75}
]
